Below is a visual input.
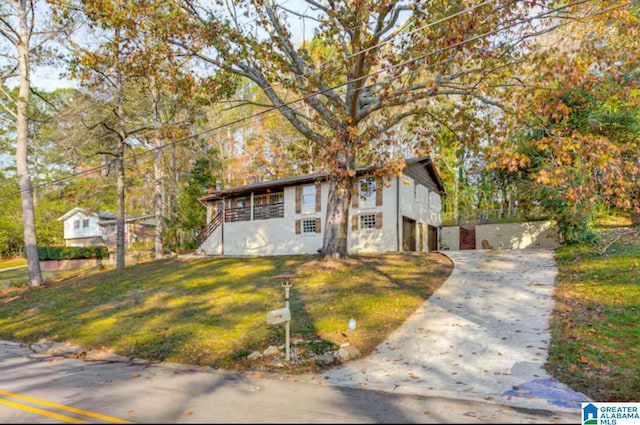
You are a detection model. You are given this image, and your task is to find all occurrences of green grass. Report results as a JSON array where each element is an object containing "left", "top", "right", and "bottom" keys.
[
  {"left": 0, "top": 258, "right": 27, "bottom": 270},
  {"left": 0, "top": 253, "right": 452, "bottom": 373},
  {"left": 0, "top": 266, "right": 91, "bottom": 289},
  {"left": 548, "top": 230, "right": 640, "bottom": 401}
]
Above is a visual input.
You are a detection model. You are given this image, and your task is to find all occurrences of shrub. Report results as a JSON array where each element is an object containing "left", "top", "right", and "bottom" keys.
[{"left": 35, "top": 246, "right": 109, "bottom": 261}]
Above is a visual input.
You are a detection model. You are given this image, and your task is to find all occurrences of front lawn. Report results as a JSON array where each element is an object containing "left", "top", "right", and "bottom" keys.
[
  {"left": 0, "top": 264, "right": 102, "bottom": 289},
  {"left": 548, "top": 229, "right": 640, "bottom": 401},
  {"left": 0, "top": 253, "right": 452, "bottom": 373},
  {"left": 0, "top": 258, "right": 26, "bottom": 270}
]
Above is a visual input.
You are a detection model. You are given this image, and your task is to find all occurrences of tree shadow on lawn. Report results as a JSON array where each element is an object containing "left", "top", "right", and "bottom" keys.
[
  {"left": 0, "top": 253, "right": 454, "bottom": 373},
  {"left": 0, "top": 257, "right": 315, "bottom": 368}
]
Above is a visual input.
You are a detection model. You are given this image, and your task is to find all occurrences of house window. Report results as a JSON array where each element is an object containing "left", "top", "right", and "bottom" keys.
[
  {"left": 302, "top": 185, "right": 316, "bottom": 213},
  {"left": 302, "top": 218, "right": 317, "bottom": 234},
  {"left": 359, "top": 177, "right": 376, "bottom": 208},
  {"left": 413, "top": 181, "right": 418, "bottom": 200},
  {"left": 269, "top": 192, "right": 283, "bottom": 204},
  {"left": 82, "top": 219, "right": 89, "bottom": 228},
  {"left": 360, "top": 213, "right": 376, "bottom": 229},
  {"left": 253, "top": 191, "right": 285, "bottom": 220},
  {"left": 74, "top": 220, "right": 80, "bottom": 229}
]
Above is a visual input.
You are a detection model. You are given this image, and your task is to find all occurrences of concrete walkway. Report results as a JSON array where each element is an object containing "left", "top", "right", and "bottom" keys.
[{"left": 321, "top": 249, "right": 589, "bottom": 413}]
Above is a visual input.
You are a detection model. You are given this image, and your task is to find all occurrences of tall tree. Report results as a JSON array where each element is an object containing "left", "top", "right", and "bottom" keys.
[
  {"left": 66, "top": 0, "right": 234, "bottom": 264},
  {"left": 172, "top": 0, "right": 589, "bottom": 257},
  {"left": 486, "top": 1, "right": 640, "bottom": 243},
  {"left": 0, "top": 1, "right": 74, "bottom": 286}
]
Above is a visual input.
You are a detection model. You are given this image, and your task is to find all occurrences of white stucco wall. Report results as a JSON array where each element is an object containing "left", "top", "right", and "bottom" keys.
[
  {"left": 198, "top": 225, "right": 222, "bottom": 255},
  {"left": 348, "top": 177, "right": 397, "bottom": 254},
  {"left": 440, "top": 226, "right": 460, "bottom": 251},
  {"left": 64, "top": 212, "right": 102, "bottom": 240},
  {"left": 438, "top": 221, "right": 559, "bottom": 251},
  {"left": 396, "top": 175, "right": 442, "bottom": 251},
  {"left": 475, "top": 221, "right": 559, "bottom": 249}
]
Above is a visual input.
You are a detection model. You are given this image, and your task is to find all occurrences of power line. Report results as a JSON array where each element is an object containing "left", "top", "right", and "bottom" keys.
[
  {"left": 254, "top": 0, "right": 500, "bottom": 92},
  {"left": 3, "top": 0, "right": 628, "bottom": 201},
  {"left": 10, "top": 0, "right": 619, "bottom": 197}
]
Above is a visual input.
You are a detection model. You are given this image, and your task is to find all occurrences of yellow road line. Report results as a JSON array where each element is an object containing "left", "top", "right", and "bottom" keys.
[
  {"left": 0, "top": 398, "right": 88, "bottom": 424},
  {"left": 0, "top": 389, "right": 134, "bottom": 424}
]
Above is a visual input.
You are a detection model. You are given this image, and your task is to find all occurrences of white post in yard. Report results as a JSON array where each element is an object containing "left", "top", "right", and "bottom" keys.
[
  {"left": 284, "top": 283, "right": 290, "bottom": 361},
  {"left": 273, "top": 273, "right": 299, "bottom": 362}
]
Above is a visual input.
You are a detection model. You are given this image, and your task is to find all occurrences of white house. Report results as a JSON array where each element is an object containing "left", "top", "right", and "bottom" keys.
[
  {"left": 196, "top": 157, "right": 446, "bottom": 256},
  {"left": 57, "top": 207, "right": 156, "bottom": 248}
]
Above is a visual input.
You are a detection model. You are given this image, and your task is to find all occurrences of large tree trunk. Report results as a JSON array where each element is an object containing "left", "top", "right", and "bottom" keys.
[
  {"left": 321, "top": 176, "right": 352, "bottom": 257},
  {"left": 154, "top": 137, "right": 164, "bottom": 259},
  {"left": 116, "top": 149, "right": 126, "bottom": 270},
  {"left": 321, "top": 141, "right": 355, "bottom": 258},
  {"left": 114, "top": 27, "right": 126, "bottom": 271},
  {"left": 16, "top": 5, "right": 43, "bottom": 288}
]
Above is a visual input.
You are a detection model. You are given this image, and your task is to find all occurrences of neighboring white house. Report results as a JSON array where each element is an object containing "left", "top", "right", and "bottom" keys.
[
  {"left": 196, "top": 157, "right": 446, "bottom": 256},
  {"left": 57, "top": 207, "right": 156, "bottom": 248}
]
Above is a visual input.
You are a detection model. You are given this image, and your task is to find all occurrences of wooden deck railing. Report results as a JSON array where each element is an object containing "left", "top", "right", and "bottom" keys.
[{"left": 195, "top": 211, "right": 222, "bottom": 248}]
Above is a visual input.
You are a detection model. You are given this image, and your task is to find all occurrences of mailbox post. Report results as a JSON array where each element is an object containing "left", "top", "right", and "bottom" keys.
[{"left": 272, "top": 273, "right": 299, "bottom": 361}]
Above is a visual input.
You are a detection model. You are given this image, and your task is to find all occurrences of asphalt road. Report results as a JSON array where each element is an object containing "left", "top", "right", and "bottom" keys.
[{"left": 0, "top": 341, "right": 580, "bottom": 424}]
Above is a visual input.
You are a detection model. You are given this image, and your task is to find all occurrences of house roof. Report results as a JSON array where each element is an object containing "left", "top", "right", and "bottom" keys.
[
  {"left": 199, "top": 156, "right": 447, "bottom": 202},
  {"left": 57, "top": 207, "right": 155, "bottom": 224},
  {"left": 98, "top": 214, "right": 156, "bottom": 225},
  {"left": 57, "top": 207, "right": 90, "bottom": 222}
]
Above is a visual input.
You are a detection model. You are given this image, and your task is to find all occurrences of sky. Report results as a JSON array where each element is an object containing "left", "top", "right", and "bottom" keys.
[{"left": 28, "top": 0, "right": 318, "bottom": 92}]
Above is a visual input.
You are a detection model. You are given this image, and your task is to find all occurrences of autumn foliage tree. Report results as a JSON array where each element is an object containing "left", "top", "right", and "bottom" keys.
[
  {"left": 171, "top": 0, "right": 567, "bottom": 257},
  {"left": 487, "top": 1, "right": 640, "bottom": 244},
  {"left": 63, "top": 0, "right": 233, "bottom": 266}
]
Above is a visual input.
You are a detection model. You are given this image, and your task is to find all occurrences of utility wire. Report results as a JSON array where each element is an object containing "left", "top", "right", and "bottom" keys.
[{"left": 2, "top": 0, "right": 627, "bottom": 200}]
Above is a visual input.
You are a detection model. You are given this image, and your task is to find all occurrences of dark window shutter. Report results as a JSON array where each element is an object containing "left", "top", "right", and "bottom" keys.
[
  {"left": 376, "top": 177, "right": 383, "bottom": 206},
  {"left": 351, "top": 180, "right": 359, "bottom": 209},
  {"left": 295, "top": 186, "right": 302, "bottom": 214},
  {"left": 315, "top": 218, "right": 321, "bottom": 233},
  {"left": 315, "top": 183, "right": 321, "bottom": 212},
  {"left": 352, "top": 214, "right": 359, "bottom": 231},
  {"left": 375, "top": 212, "right": 383, "bottom": 229},
  {"left": 295, "top": 220, "right": 301, "bottom": 235}
]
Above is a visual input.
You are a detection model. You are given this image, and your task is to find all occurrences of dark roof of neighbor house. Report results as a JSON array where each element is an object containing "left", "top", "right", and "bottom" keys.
[
  {"left": 57, "top": 207, "right": 155, "bottom": 225},
  {"left": 98, "top": 214, "right": 155, "bottom": 225},
  {"left": 199, "top": 156, "right": 446, "bottom": 202}
]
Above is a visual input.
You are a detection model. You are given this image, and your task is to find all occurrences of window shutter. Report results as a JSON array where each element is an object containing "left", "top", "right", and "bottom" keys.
[
  {"left": 295, "top": 186, "right": 302, "bottom": 214},
  {"left": 352, "top": 214, "right": 359, "bottom": 231},
  {"left": 375, "top": 212, "right": 383, "bottom": 229},
  {"left": 351, "top": 180, "right": 359, "bottom": 209},
  {"left": 295, "top": 220, "right": 301, "bottom": 235},
  {"left": 376, "top": 177, "right": 383, "bottom": 206},
  {"left": 315, "top": 218, "right": 321, "bottom": 233},
  {"left": 315, "top": 183, "right": 321, "bottom": 212}
]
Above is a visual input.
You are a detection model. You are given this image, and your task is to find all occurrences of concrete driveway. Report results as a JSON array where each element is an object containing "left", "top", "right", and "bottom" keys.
[{"left": 321, "top": 249, "right": 589, "bottom": 413}]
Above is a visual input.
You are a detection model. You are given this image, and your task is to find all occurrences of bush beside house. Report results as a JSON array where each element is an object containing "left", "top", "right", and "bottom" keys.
[
  {"left": 35, "top": 246, "right": 109, "bottom": 271},
  {"left": 37, "top": 246, "right": 109, "bottom": 261}
]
